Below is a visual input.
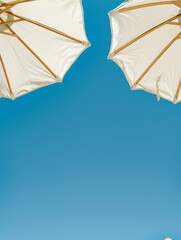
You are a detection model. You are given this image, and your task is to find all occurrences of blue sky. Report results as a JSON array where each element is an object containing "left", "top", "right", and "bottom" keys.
[{"left": 0, "top": 1, "right": 181, "bottom": 240}]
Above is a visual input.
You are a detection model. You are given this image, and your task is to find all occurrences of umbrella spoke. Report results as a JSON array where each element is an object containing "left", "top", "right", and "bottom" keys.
[
  {"left": 0, "top": 0, "right": 32, "bottom": 8},
  {"left": 0, "top": 5, "right": 13, "bottom": 15},
  {"left": 0, "top": 19, "right": 23, "bottom": 26},
  {"left": 0, "top": 0, "right": 26, "bottom": 31},
  {"left": 0, "top": 0, "right": 32, "bottom": 15},
  {"left": 118, "top": 1, "right": 181, "bottom": 12},
  {"left": 7, "top": 11, "right": 85, "bottom": 45},
  {"left": 0, "top": 54, "right": 13, "bottom": 95},
  {"left": 0, "top": 17, "right": 57, "bottom": 80},
  {"left": 0, "top": 31, "right": 16, "bottom": 36},
  {"left": 110, "top": 14, "right": 181, "bottom": 56},
  {"left": 167, "top": 22, "right": 181, "bottom": 25},
  {"left": 0, "top": 17, "right": 22, "bottom": 37},
  {"left": 133, "top": 32, "right": 181, "bottom": 87},
  {"left": 174, "top": 78, "right": 181, "bottom": 102}
]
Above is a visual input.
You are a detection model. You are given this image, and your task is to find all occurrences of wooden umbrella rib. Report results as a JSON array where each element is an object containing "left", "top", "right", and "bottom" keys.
[
  {"left": 0, "top": 17, "right": 57, "bottom": 79},
  {"left": 175, "top": 2, "right": 181, "bottom": 6},
  {"left": 112, "top": 14, "right": 181, "bottom": 55},
  {"left": 0, "top": 4, "right": 14, "bottom": 14},
  {"left": 174, "top": 78, "right": 181, "bottom": 101},
  {"left": 0, "top": 18, "right": 17, "bottom": 37},
  {"left": 0, "top": 19, "right": 24, "bottom": 26},
  {"left": 0, "top": 0, "right": 32, "bottom": 8},
  {"left": 7, "top": 11, "right": 84, "bottom": 44},
  {"left": 133, "top": 32, "right": 181, "bottom": 86},
  {"left": 0, "top": 2, "right": 29, "bottom": 16},
  {"left": 0, "top": 31, "right": 16, "bottom": 37},
  {"left": 118, "top": 1, "right": 181, "bottom": 12},
  {"left": 167, "top": 22, "right": 181, "bottom": 25},
  {"left": 0, "top": 54, "right": 13, "bottom": 95}
]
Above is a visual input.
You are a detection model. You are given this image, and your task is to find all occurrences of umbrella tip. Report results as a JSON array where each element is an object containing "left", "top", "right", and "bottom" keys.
[
  {"left": 107, "top": 52, "right": 115, "bottom": 59},
  {"left": 56, "top": 76, "right": 62, "bottom": 83},
  {"left": 10, "top": 93, "right": 15, "bottom": 100},
  {"left": 82, "top": 41, "right": 91, "bottom": 48},
  {"left": 131, "top": 83, "right": 137, "bottom": 90},
  {"left": 173, "top": 97, "right": 178, "bottom": 104},
  {"left": 109, "top": 10, "right": 118, "bottom": 16}
]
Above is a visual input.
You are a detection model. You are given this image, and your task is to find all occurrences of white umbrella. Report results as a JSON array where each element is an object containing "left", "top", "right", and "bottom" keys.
[
  {"left": 0, "top": 0, "right": 90, "bottom": 99},
  {"left": 108, "top": 0, "right": 181, "bottom": 103}
]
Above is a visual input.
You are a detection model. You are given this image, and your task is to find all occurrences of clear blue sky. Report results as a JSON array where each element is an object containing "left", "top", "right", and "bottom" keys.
[{"left": 0, "top": 1, "right": 181, "bottom": 240}]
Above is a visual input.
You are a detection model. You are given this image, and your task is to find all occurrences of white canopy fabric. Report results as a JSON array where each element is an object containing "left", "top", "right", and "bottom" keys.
[
  {"left": 108, "top": 0, "right": 181, "bottom": 103},
  {"left": 0, "top": 0, "right": 90, "bottom": 99}
]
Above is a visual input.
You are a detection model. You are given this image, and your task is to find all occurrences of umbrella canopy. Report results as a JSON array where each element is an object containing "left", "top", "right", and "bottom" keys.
[
  {"left": 0, "top": 0, "right": 90, "bottom": 99},
  {"left": 108, "top": 0, "right": 181, "bottom": 103}
]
